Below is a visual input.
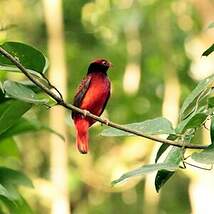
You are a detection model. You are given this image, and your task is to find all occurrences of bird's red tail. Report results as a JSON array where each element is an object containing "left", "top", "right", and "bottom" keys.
[{"left": 74, "top": 117, "right": 89, "bottom": 154}]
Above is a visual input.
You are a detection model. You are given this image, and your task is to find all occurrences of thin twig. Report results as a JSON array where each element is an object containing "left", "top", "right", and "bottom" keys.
[
  {"left": 183, "top": 161, "right": 213, "bottom": 171},
  {"left": 41, "top": 73, "right": 63, "bottom": 100},
  {"left": 0, "top": 46, "right": 209, "bottom": 150}
]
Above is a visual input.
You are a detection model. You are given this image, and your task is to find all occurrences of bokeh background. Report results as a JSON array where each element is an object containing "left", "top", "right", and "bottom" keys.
[{"left": 0, "top": 0, "right": 214, "bottom": 213}]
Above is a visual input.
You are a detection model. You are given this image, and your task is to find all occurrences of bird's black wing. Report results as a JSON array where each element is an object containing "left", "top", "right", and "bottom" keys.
[
  {"left": 98, "top": 88, "right": 111, "bottom": 116},
  {"left": 72, "top": 75, "right": 92, "bottom": 118}
]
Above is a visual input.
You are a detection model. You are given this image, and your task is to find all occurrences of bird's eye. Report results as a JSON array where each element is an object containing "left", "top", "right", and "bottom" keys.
[{"left": 102, "top": 60, "right": 107, "bottom": 65}]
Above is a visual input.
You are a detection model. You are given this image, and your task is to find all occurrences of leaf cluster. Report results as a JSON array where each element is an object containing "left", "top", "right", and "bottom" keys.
[
  {"left": 0, "top": 41, "right": 58, "bottom": 212},
  {"left": 102, "top": 65, "right": 214, "bottom": 192},
  {"left": 0, "top": 40, "right": 213, "bottom": 210}
]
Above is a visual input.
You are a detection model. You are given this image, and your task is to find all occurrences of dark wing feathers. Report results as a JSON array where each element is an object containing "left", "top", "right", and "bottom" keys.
[
  {"left": 98, "top": 90, "right": 110, "bottom": 116},
  {"left": 72, "top": 75, "right": 92, "bottom": 118}
]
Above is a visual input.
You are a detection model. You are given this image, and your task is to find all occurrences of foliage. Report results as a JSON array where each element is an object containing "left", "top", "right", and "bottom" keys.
[
  {"left": 202, "top": 44, "right": 214, "bottom": 57},
  {"left": 0, "top": 0, "right": 213, "bottom": 213},
  {"left": 103, "top": 72, "right": 214, "bottom": 191},
  {"left": 0, "top": 41, "right": 54, "bottom": 213},
  {"left": 0, "top": 36, "right": 213, "bottom": 212}
]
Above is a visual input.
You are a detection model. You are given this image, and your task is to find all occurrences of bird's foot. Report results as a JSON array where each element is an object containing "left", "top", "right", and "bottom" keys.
[
  {"left": 82, "top": 110, "right": 90, "bottom": 117},
  {"left": 102, "top": 118, "right": 110, "bottom": 126}
]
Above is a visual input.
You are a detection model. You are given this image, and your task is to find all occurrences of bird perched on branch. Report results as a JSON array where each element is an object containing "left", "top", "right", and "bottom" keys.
[{"left": 72, "top": 59, "right": 112, "bottom": 154}]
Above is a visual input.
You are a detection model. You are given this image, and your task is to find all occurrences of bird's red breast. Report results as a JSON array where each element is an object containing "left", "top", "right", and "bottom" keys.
[{"left": 72, "top": 59, "right": 111, "bottom": 154}]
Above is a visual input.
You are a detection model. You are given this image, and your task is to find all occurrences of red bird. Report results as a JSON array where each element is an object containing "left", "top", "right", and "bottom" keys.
[{"left": 72, "top": 59, "right": 111, "bottom": 154}]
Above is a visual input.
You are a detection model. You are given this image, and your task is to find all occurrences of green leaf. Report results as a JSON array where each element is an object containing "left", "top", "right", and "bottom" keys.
[
  {"left": 191, "top": 145, "right": 214, "bottom": 164},
  {"left": 185, "top": 113, "right": 207, "bottom": 129},
  {"left": 155, "top": 134, "right": 178, "bottom": 163},
  {"left": 0, "top": 118, "right": 40, "bottom": 140},
  {"left": 0, "top": 117, "right": 65, "bottom": 141},
  {"left": 0, "top": 184, "right": 13, "bottom": 200},
  {"left": 101, "top": 117, "right": 174, "bottom": 137},
  {"left": 0, "top": 167, "right": 33, "bottom": 188},
  {"left": 0, "top": 194, "right": 33, "bottom": 214},
  {"left": 3, "top": 80, "right": 48, "bottom": 104},
  {"left": 112, "top": 163, "right": 178, "bottom": 185},
  {"left": 0, "top": 138, "right": 19, "bottom": 158},
  {"left": 0, "top": 86, "right": 6, "bottom": 104},
  {"left": 176, "top": 112, "right": 208, "bottom": 134},
  {"left": 179, "top": 74, "right": 214, "bottom": 120},
  {"left": 155, "top": 144, "right": 169, "bottom": 163},
  {"left": 211, "top": 117, "right": 214, "bottom": 144},
  {"left": 0, "top": 100, "right": 32, "bottom": 135},
  {"left": 208, "top": 96, "right": 214, "bottom": 108},
  {"left": 191, "top": 117, "right": 214, "bottom": 164},
  {"left": 208, "top": 22, "right": 214, "bottom": 29},
  {"left": 0, "top": 41, "right": 48, "bottom": 74},
  {"left": 155, "top": 147, "right": 183, "bottom": 192},
  {"left": 202, "top": 44, "right": 214, "bottom": 57},
  {"left": 12, "top": 195, "right": 33, "bottom": 214},
  {"left": 155, "top": 170, "right": 174, "bottom": 193}
]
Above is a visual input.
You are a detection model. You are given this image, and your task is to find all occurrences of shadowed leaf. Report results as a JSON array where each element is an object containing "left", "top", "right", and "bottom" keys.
[
  {"left": 0, "top": 167, "right": 33, "bottom": 188},
  {"left": 0, "top": 118, "right": 65, "bottom": 141},
  {"left": 155, "top": 134, "right": 178, "bottom": 163},
  {"left": 202, "top": 44, "right": 214, "bottom": 57},
  {"left": 155, "top": 147, "right": 183, "bottom": 192},
  {"left": 0, "top": 100, "right": 32, "bottom": 135}
]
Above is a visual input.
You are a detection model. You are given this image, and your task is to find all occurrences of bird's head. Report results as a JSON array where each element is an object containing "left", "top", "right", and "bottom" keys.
[{"left": 87, "top": 59, "right": 112, "bottom": 74}]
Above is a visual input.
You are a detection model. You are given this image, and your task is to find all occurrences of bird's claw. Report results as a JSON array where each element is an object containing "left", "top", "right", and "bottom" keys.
[
  {"left": 102, "top": 118, "right": 110, "bottom": 126},
  {"left": 82, "top": 110, "right": 89, "bottom": 117}
]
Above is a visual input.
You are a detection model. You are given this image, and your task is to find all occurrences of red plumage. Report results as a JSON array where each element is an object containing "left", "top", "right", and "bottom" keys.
[{"left": 72, "top": 59, "right": 111, "bottom": 154}]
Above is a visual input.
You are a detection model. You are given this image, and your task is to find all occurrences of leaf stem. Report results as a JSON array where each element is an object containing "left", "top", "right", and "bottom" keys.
[{"left": 0, "top": 47, "right": 209, "bottom": 150}]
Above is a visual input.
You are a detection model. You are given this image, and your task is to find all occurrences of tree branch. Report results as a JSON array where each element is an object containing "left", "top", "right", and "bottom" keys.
[{"left": 0, "top": 47, "right": 209, "bottom": 150}]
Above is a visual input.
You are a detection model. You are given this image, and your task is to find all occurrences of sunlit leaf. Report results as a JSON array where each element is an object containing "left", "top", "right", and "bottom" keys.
[
  {"left": 0, "top": 138, "right": 19, "bottom": 158},
  {"left": 112, "top": 163, "right": 178, "bottom": 185},
  {"left": 0, "top": 41, "right": 48, "bottom": 74},
  {"left": 155, "top": 134, "right": 177, "bottom": 163},
  {"left": 191, "top": 145, "right": 214, "bottom": 164},
  {"left": 101, "top": 117, "right": 174, "bottom": 137},
  {"left": 3, "top": 80, "right": 48, "bottom": 104},
  {"left": 0, "top": 100, "right": 32, "bottom": 135},
  {"left": 191, "top": 117, "right": 214, "bottom": 164},
  {"left": 179, "top": 74, "right": 214, "bottom": 120},
  {"left": 155, "top": 147, "right": 183, "bottom": 192}
]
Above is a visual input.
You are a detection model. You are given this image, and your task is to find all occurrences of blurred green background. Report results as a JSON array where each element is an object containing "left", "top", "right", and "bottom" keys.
[{"left": 0, "top": 0, "right": 214, "bottom": 213}]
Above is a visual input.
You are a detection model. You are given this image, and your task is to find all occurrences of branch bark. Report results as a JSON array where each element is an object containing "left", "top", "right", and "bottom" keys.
[{"left": 0, "top": 46, "right": 209, "bottom": 150}]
